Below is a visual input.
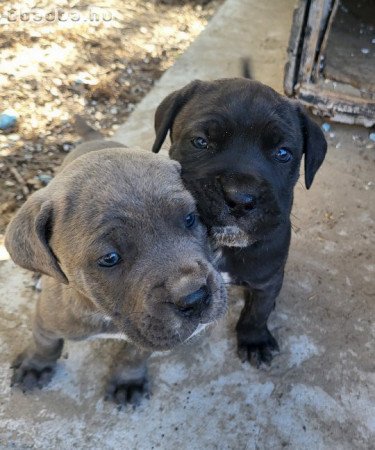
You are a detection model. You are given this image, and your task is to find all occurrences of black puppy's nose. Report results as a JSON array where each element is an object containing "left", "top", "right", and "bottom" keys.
[
  {"left": 224, "top": 191, "right": 257, "bottom": 211},
  {"left": 176, "top": 285, "right": 210, "bottom": 316}
]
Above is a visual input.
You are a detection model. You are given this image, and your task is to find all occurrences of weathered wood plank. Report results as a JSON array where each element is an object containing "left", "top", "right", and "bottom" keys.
[
  {"left": 298, "top": 83, "right": 375, "bottom": 126},
  {"left": 284, "top": 0, "right": 375, "bottom": 127},
  {"left": 284, "top": 0, "right": 309, "bottom": 96}
]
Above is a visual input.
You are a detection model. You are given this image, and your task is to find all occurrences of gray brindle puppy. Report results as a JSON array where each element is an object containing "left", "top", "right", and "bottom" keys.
[
  {"left": 152, "top": 78, "right": 327, "bottom": 367},
  {"left": 5, "top": 130, "right": 227, "bottom": 406}
]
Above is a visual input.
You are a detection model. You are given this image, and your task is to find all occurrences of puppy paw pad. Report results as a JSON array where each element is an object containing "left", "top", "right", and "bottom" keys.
[
  {"left": 105, "top": 379, "right": 150, "bottom": 408},
  {"left": 237, "top": 328, "right": 279, "bottom": 368},
  {"left": 11, "top": 364, "right": 54, "bottom": 391}
]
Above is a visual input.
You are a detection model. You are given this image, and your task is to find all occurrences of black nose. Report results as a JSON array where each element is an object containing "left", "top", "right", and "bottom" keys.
[
  {"left": 224, "top": 191, "right": 257, "bottom": 211},
  {"left": 176, "top": 285, "right": 210, "bottom": 316}
]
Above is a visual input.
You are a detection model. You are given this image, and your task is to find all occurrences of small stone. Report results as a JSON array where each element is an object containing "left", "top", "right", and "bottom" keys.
[
  {"left": 0, "top": 109, "right": 18, "bottom": 130},
  {"left": 37, "top": 174, "right": 53, "bottom": 185},
  {"left": 329, "top": 132, "right": 335, "bottom": 139},
  {"left": 8, "top": 133, "right": 20, "bottom": 141},
  {"left": 5, "top": 180, "right": 15, "bottom": 187},
  {"left": 352, "top": 134, "right": 366, "bottom": 147},
  {"left": 49, "top": 87, "right": 60, "bottom": 97},
  {"left": 321, "top": 123, "right": 331, "bottom": 133},
  {"left": 74, "top": 72, "right": 98, "bottom": 86},
  {"left": 369, "top": 132, "right": 375, "bottom": 142},
  {"left": 62, "top": 142, "right": 73, "bottom": 152},
  {"left": 26, "top": 178, "right": 40, "bottom": 187},
  {"left": 361, "top": 48, "right": 370, "bottom": 54}
]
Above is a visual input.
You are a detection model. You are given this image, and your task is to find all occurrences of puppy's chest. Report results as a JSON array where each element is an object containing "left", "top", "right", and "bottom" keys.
[
  {"left": 220, "top": 271, "right": 234, "bottom": 284},
  {"left": 213, "top": 248, "right": 235, "bottom": 285}
]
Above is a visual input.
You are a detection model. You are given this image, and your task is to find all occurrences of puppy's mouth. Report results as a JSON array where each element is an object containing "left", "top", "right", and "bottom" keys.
[
  {"left": 123, "top": 270, "right": 227, "bottom": 351},
  {"left": 186, "top": 323, "right": 211, "bottom": 341},
  {"left": 211, "top": 225, "right": 256, "bottom": 248},
  {"left": 183, "top": 176, "right": 281, "bottom": 245}
]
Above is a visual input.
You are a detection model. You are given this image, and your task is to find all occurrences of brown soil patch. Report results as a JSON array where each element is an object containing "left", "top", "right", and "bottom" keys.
[{"left": 0, "top": 0, "right": 221, "bottom": 233}]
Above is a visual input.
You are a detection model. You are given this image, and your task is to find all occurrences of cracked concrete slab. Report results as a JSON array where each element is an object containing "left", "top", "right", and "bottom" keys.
[{"left": 1, "top": 0, "right": 374, "bottom": 448}]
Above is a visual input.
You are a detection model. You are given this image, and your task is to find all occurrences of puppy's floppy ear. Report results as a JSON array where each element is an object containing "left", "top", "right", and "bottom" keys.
[
  {"left": 5, "top": 192, "right": 68, "bottom": 284},
  {"left": 152, "top": 80, "right": 202, "bottom": 153},
  {"left": 298, "top": 106, "right": 327, "bottom": 189}
]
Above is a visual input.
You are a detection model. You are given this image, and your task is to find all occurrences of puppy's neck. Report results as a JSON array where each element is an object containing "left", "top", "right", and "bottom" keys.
[{"left": 44, "top": 276, "right": 120, "bottom": 340}]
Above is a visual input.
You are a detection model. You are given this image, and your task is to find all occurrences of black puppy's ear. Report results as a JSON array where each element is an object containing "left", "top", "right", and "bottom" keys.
[
  {"left": 298, "top": 106, "right": 327, "bottom": 189},
  {"left": 5, "top": 192, "right": 68, "bottom": 284},
  {"left": 152, "top": 80, "right": 202, "bottom": 153}
]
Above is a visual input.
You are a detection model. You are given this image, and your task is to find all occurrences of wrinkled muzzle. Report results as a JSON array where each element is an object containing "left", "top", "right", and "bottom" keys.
[
  {"left": 182, "top": 173, "right": 282, "bottom": 247},
  {"left": 121, "top": 257, "right": 227, "bottom": 351}
]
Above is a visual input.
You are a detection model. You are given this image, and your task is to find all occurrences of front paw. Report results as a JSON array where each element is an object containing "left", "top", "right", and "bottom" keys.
[
  {"left": 11, "top": 352, "right": 56, "bottom": 391},
  {"left": 237, "top": 326, "right": 279, "bottom": 368},
  {"left": 105, "top": 376, "right": 150, "bottom": 409}
]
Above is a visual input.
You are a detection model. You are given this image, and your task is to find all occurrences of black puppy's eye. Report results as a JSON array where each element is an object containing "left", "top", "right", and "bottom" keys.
[
  {"left": 185, "top": 212, "right": 196, "bottom": 229},
  {"left": 274, "top": 148, "right": 292, "bottom": 163},
  {"left": 191, "top": 137, "right": 208, "bottom": 149},
  {"left": 98, "top": 252, "right": 121, "bottom": 267}
]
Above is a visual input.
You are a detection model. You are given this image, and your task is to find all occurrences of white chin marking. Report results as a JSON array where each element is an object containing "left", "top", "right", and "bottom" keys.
[
  {"left": 187, "top": 323, "right": 210, "bottom": 341},
  {"left": 220, "top": 272, "right": 233, "bottom": 284},
  {"left": 212, "top": 226, "right": 251, "bottom": 248}
]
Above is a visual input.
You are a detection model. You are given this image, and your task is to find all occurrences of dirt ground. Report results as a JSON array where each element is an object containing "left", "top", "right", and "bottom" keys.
[{"left": 0, "top": 0, "right": 221, "bottom": 233}]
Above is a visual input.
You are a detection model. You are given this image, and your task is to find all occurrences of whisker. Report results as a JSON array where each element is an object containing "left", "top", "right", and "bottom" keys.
[
  {"left": 290, "top": 211, "right": 300, "bottom": 221},
  {"left": 291, "top": 222, "right": 300, "bottom": 233}
]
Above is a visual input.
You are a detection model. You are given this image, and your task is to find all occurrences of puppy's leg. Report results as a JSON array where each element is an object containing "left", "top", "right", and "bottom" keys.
[
  {"left": 236, "top": 272, "right": 283, "bottom": 367},
  {"left": 11, "top": 316, "right": 63, "bottom": 391},
  {"left": 105, "top": 343, "right": 151, "bottom": 408}
]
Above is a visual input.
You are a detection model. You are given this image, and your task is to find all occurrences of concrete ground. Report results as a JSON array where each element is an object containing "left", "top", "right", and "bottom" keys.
[{"left": 1, "top": 0, "right": 374, "bottom": 448}]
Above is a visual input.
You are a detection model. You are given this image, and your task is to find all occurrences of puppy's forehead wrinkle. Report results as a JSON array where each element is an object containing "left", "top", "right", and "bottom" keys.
[
  {"left": 88, "top": 219, "right": 127, "bottom": 243},
  {"left": 58, "top": 148, "right": 181, "bottom": 192},
  {"left": 87, "top": 196, "right": 196, "bottom": 245},
  {"left": 53, "top": 164, "right": 190, "bottom": 229},
  {"left": 181, "top": 99, "right": 297, "bottom": 145},
  {"left": 186, "top": 112, "right": 229, "bottom": 130}
]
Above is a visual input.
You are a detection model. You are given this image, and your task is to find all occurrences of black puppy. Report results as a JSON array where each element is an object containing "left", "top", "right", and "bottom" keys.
[{"left": 152, "top": 78, "right": 327, "bottom": 367}]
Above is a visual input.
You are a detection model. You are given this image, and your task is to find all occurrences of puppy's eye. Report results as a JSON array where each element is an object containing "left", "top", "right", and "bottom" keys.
[
  {"left": 98, "top": 252, "right": 121, "bottom": 267},
  {"left": 274, "top": 148, "right": 292, "bottom": 163},
  {"left": 185, "top": 212, "right": 196, "bottom": 229},
  {"left": 191, "top": 137, "right": 208, "bottom": 149}
]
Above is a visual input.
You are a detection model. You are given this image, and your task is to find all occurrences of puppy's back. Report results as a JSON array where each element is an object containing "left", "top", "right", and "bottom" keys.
[{"left": 61, "top": 116, "right": 127, "bottom": 169}]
